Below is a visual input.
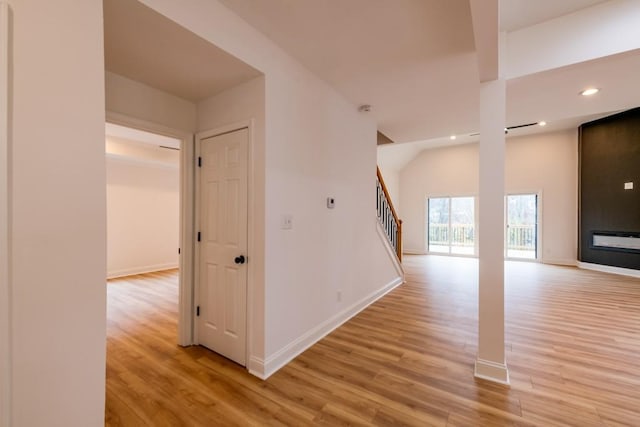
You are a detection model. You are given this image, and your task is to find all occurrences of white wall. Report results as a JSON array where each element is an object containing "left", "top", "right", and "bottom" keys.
[
  {"left": 143, "top": 0, "right": 401, "bottom": 377},
  {"left": 9, "top": 1, "right": 106, "bottom": 425},
  {"left": 506, "top": 130, "right": 578, "bottom": 265},
  {"left": 106, "top": 139, "right": 180, "bottom": 278},
  {"left": 105, "top": 71, "right": 197, "bottom": 133},
  {"left": 401, "top": 143, "right": 479, "bottom": 253},
  {"left": 400, "top": 130, "right": 578, "bottom": 265},
  {"left": 261, "top": 68, "right": 401, "bottom": 373}
]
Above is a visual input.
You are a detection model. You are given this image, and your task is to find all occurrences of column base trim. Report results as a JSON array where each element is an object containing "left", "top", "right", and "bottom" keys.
[{"left": 474, "top": 358, "right": 510, "bottom": 385}]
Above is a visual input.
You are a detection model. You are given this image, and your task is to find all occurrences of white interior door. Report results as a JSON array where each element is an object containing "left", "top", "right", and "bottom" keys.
[{"left": 197, "top": 128, "right": 248, "bottom": 365}]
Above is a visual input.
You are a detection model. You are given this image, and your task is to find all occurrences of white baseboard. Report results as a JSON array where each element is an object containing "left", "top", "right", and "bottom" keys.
[
  {"left": 107, "top": 262, "right": 178, "bottom": 279},
  {"left": 402, "top": 249, "right": 426, "bottom": 255},
  {"left": 474, "top": 358, "right": 510, "bottom": 385},
  {"left": 247, "top": 356, "right": 266, "bottom": 380},
  {"left": 542, "top": 258, "right": 577, "bottom": 267},
  {"left": 376, "top": 220, "right": 405, "bottom": 278},
  {"left": 258, "top": 275, "right": 404, "bottom": 380},
  {"left": 577, "top": 261, "right": 640, "bottom": 279}
]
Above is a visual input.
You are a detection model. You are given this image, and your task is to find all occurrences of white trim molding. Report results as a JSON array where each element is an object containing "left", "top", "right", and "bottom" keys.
[
  {"left": 577, "top": 261, "right": 640, "bottom": 279},
  {"left": 376, "top": 219, "right": 405, "bottom": 279},
  {"left": 474, "top": 358, "right": 510, "bottom": 385},
  {"left": 107, "top": 263, "right": 179, "bottom": 280},
  {"left": 247, "top": 356, "right": 266, "bottom": 380},
  {"left": 542, "top": 258, "right": 577, "bottom": 267},
  {"left": 402, "top": 249, "right": 427, "bottom": 255},
  {"left": 259, "top": 275, "right": 404, "bottom": 379},
  {"left": 255, "top": 221, "right": 406, "bottom": 379},
  {"left": 0, "top": 2, "right": 12, "bottom": 424}
]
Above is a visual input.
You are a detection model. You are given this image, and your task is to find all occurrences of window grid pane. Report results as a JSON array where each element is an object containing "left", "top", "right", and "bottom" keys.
[{"left": 428, "top": 197, "right": 475, "bottom": 256}]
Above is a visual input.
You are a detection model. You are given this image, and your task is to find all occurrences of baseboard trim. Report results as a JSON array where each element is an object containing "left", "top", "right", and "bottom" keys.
[
  {"left": 542, "top": 259, "right": 577, "bottom": 267},
  {"left": 260, "top": 276, "right": 404, "bottom": 379},
  {"left": 107, "top": 263, "right": 178, "bottom": 279},
  {"left": 474, "top": 358, "right": 510, "bottom": 385},
  {"left": 577, "top": 261, "right": 640, "bottom": 278},
  {"left": 376, "top": 220, "right": 405, "bottom": 278},
  {"left": 247, "top": 356, "right": 266, "bottom": 380},
  {"left": 402, "top": 249, "right": 426, "bottom": 255}
]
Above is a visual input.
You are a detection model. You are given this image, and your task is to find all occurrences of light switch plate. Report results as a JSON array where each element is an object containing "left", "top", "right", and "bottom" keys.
[
  {"left": 327, "top": 197, "right": 335, "bottom": 209},
  {"left": 624, "top": 182, "right": 634, "bottom": 190},
  {"left": 281, "top": 214, "right": 293, "bottom": 230}
]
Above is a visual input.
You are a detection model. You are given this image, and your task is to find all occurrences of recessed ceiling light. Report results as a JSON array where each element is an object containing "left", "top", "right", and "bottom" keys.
[
  {"left": 450, "top": 135, "right": 456, "bottom": 140},
  {"left": 538, "top": 121, "right": 547, "bottom": 126},
  {"left": 581, "top": 88, "right": 599, "bottom": 96}
]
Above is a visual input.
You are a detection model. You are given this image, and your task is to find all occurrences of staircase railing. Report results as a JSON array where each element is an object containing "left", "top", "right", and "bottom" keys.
[{"left": 376, "top": 167, "right": 402, "bottom": 262}]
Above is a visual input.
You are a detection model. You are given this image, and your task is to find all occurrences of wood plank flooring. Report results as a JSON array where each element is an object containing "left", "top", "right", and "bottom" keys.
[{"left": 106, "top": 257, "right": 640, "bottom": 426}]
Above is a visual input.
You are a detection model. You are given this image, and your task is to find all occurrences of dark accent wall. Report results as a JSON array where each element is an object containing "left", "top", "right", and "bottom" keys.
[{"left": 579, "top": 107, "right": 640, "bottom": 270}]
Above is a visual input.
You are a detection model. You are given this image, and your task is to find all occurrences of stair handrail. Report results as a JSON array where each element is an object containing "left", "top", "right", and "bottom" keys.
[{"left": 376, "top": 167, "right": 402, "bottom": 262}]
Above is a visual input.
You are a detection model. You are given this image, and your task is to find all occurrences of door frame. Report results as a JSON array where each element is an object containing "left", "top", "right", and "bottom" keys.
[
  {"left": 105, "top": 111, "right": 196, "bottom": 345},
  {"left": 504, "top": 191, "right": 542, "bottom": 262},
  {"left": 194, "top": 119, "right": 255, "bottom": 367},
  {"left": 1, "top": 3, "right": 12, "bottom": 423}
]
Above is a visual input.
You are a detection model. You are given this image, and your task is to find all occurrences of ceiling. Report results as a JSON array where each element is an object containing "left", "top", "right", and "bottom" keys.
[
  {"left": 218, "top": 0, "right": 639, "bottom": 148},
  {"left": 507, "top": 49, "right": 640, "bottom": 129},
  {"left": 104, "top": 0, "right": 639, "bottom": 170},
  {"left": 219, "top": 0, "right": 478, "bottom": 143},
  {"left": 105, "top": 123, "right": 181, "bottom": 166},
  {"left": 103, "top": 0, "right": 262, "bottom": 102},
  {"left": 500, "top": 0, "right": 609, "bottom": 32}
]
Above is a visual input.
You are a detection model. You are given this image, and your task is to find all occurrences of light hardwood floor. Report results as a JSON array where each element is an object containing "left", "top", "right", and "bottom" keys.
[{"left": 106, "top": 257, "right": 640, "bottom": 426}]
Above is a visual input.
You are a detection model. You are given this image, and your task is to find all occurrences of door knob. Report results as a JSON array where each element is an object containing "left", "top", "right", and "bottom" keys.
[{"left": 234, "top": 255, "right": 246, "bottom": 265}]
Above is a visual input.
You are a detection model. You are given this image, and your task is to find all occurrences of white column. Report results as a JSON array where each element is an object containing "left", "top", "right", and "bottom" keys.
[{"left": 474, "top": 78, "right": 509, "bottom": 384}]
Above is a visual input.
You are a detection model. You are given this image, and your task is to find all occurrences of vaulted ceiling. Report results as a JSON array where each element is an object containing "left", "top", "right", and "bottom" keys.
[
  {"left": 500, "top": 0, "right": 608, "bottom": 31},
  {"left": 217, "top": 0, "right": 640, "bottom": 148},
  {"left": 104, "top": 0, "right": 640, "bottom": 161}
]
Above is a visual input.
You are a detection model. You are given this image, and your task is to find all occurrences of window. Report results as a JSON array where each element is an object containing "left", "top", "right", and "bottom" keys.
[
  {"left": 506, "top": 194, "right": 537, "bottom": 259},
  {"left": 427, "top": 196, "right": 475, "bottom": 255}
]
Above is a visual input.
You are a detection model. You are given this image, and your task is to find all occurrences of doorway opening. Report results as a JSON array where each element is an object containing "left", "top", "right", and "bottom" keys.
[
  {"left": 506, "top": 194, "right": 538, "bottom": 260},
  {"left": 105, "top": 123, "right": 181, "bottom": 280},
  {"left": 427, "top": 196, "right": 476, "bottom": 256},
  {"left": 105, "top": 118, "right": 195, "bottom": 346}
]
